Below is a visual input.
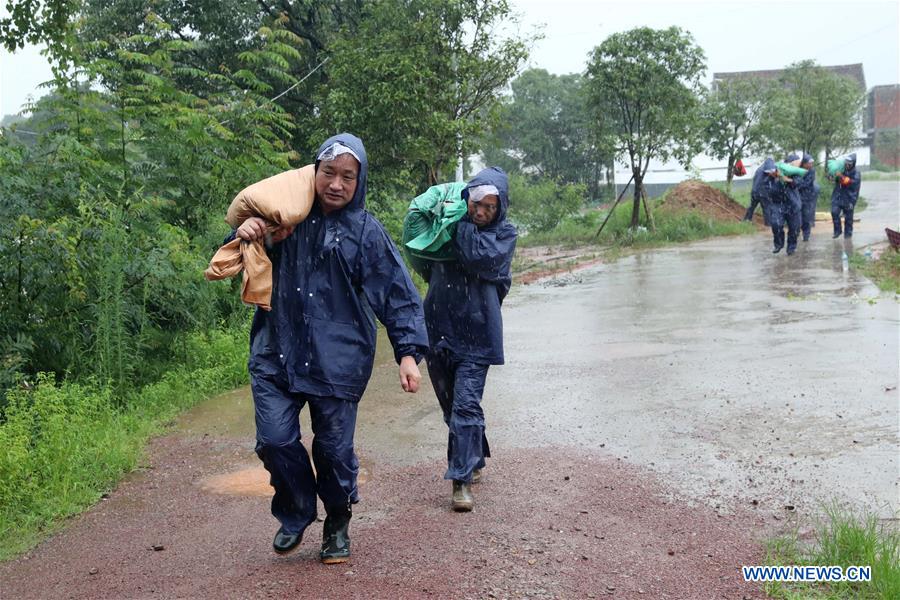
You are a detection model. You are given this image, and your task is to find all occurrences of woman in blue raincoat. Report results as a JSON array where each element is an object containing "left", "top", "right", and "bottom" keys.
[
  {"left": 768, "top": 157, "right": 802, "bottom": 255},
  {"left": 745, "top": 158, "right": 775, "bottom": 225},
  {"left": 235, "top": 133, "right": 429, "bottom": 563},
  {"left": 829, "top": 153, "right": 861, "bottom": 238},
  {"left": 423, "top": 167, "right": 517, "bottom": 512},
  {"left": 797, "top": 153, "right": 818, "bottom": 242}
]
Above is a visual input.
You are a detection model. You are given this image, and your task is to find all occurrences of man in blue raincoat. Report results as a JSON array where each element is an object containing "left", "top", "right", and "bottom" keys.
[
  {"left": 423, "top": 167, "right": 517, "bottom": 512},
  {"left": 796, "top": 153, "right": 818, "bottom": 242},
  {"left": 744, "top": 158, "right": 775, "bottom": 225},
  {"left": 235, "top": 133, "right": 429, "bottom": 563},
  {"left": 829, "top": 153, "right": 861, "bottom": 238},
  {"left": 768, "top": 158, "right": 802, "bottom": 255}
]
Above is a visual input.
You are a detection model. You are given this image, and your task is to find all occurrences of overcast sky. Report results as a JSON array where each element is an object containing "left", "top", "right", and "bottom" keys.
[
  {"left": 510, "top": 0, "right": 899, "bottom": 84},
  {"left": 2, "top": 0, "right": 899, "bottom": 117}
]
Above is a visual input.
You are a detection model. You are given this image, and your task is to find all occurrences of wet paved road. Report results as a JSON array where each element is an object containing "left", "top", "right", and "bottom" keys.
[{"left": 483, "top": 181, "right": 899, "bottom": 517}]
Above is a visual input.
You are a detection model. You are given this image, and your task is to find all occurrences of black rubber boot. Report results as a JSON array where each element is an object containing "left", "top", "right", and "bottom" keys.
[
  {"left": 273, "top": 527, "right": 303, "bottom": 554},
  {"left": 320, "top": 505, "right": 351, "bottom": 564},
  {"left": 451, "top": 480, "right": 474, "bottom": 512}
]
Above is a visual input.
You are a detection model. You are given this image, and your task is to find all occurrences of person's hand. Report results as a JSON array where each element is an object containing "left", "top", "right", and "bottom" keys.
[
  {"left": 269, "top": 225, "right": 295, "bottom": 243},
  {"left": 399, "top": 355, "right": 421, "bottom": 393},
  {"left": 236, "top": 217, "right": 268, "bottom": 241}
]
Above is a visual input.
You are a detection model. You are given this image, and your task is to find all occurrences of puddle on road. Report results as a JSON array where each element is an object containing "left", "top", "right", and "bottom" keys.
[
  {"left": 176, "top": 387, "right": 255, "bottom": 438},
  {"left": 198, "top": 462, "right": 371, "bottom": 497}
]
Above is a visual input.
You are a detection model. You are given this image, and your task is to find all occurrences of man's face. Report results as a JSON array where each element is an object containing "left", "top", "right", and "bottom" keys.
[
  {"left": 315, "top": 153, "right": 359, "bottom": 214},
  {"left": 766, "top": 170, "right": 778, "bottom": 179},
  {"left": 801, "top": 160, "right": 813, "bottom": 170},
  {"left": 467, "top": 194, "right": 499, "bottom": 227}
]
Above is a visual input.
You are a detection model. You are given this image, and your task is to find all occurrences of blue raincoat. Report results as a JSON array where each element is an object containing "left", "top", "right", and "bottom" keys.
[
  {"left": 797, "top": 153, "right": 818, "bottom": 240},
  {"left": 769, "top": 167, "right": 802, "bottom": 254},
  {"left": 424, "top": 167, "right": 517, "bottom": 483},
  {"left": 248, "top": 133, "right": 429, "bottom": 534},
  {"left": 830, "top": 153, "right": 861, "bottom": 237},
  {"left": 746, "top": 158, "right": 776, "bottom": 224},
  {"left": 424, "top": 167, "right": 517, "bottom": 365}
]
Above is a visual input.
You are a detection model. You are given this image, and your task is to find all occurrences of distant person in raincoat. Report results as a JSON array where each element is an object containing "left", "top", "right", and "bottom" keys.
[
  {"left": 234, "top": 133, "right": 429, "bottom": 563},
  {"left": 797, "top": 153, "right": 818, "bottom": 242},
  {"left": 769, "top": 156, "right": 802, "bottom": 255},
  {"left": 745, "top": 158, "right": 775, "bottom": 225},
  {"left": 423, "top": 167, "right": 517, "bottom": 512},
  {"left": 829, "top": 153, "right": 861, "bottom": 238}
]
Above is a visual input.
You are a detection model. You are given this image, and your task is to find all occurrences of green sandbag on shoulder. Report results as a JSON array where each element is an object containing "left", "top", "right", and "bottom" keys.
[
  {"left": 402, "top": 182, "right": 468, "bottom": 277},
  {"left": 776, "top": 162, "right": 808, "bottom": 177},
  {"left": 827, "top": 158, "right": 845, "bottom": 177}
]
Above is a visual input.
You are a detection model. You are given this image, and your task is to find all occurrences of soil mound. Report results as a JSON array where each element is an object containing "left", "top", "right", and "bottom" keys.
[{"left": 662, "top": 180, "right": 764, "bottom": 225}]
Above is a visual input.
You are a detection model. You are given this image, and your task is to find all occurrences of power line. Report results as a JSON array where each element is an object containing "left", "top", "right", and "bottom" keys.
[{"left": 217, "top": 56, "right": 330, "bottom": 127}]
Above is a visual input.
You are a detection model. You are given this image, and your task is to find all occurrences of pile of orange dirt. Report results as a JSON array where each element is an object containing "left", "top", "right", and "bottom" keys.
[{"left": 661, "top": 180, "right": 765, "bottom": 226}]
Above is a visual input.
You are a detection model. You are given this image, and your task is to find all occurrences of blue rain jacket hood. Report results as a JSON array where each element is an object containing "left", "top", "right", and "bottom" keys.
[
  {"left": 751, "top": 158, "right": 777, "bottom": 201},
  {"left": 246, "top": 132, "right": 429, "bottom": 401},
  {"left": 423, "top": 167, "right": 518, "bottom": 365},
  {"left": 315, "top": 133, "right": 368, "bottom": 212},
  {"left": 461, "top": 166, "right": 510, "bottom": 225},
  {"left": 831, "top": 152, "right": 861, "bottom": 209}
]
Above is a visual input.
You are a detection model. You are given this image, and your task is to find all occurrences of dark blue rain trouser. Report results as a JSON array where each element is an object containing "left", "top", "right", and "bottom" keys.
[
  {"left": 801, "top": 198, "right": 816, "bottom": 239},
  {"left": 426, "top": 349, "right": 491, "bottom": 483},
  {"left": 251, "top": 373, "right": 359, "bottom": 536},
  {"left": 744, "top": 196, "right": 770, "bottom": 225},
  {"left": 831, "top": 201, "right": 855, "bottom": 237},
  {"left": 769, "top": 200, "right": 801, "bottom": 252}
]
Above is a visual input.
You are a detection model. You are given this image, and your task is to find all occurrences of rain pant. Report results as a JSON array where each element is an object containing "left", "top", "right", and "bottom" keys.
[
  {"left": 770, "top": 179, "right": 802, "bottom": 253},
  {"left": 426, "top": 348, "right": 491, "bottom": 482},
  {"left": 797, "top": 164, "right": 818, "bottom": 240},
  {"left": 424, "top": 167, "right": 517, "bottom": 482},
  {"left": 746, "top": 158, "right": 777, "bottom": 225},
  {"left": 248, "top": 133, "right": 429, "bottom": 534},
  {"left": 830, "top": 153, "right": 861, "bottom": 237}
]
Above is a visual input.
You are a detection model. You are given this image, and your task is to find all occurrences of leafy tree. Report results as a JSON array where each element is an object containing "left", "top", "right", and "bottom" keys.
[
  {"left": 507, "top": 174, "right": 585, "bottom": 233},
  {"left": 701, "top": 77, "right": 779, "bottom": 190},
  {"left": 585, "top": 27, "right": 705, "bottom": 230},
  {"left": 315, "top": 0, "right": 528, "bottom": 193},
  {"left": 0, "top": 12, "right": 301, "bottom": 387},
  {"left": 774, "top": 60, "right": 864, "bottom": 160},
  {"left": 0, "top": 0, "right": 77, "bottom": 59},
  {"left": 482, "top": 69, "right": 611, "bottom": 200}
]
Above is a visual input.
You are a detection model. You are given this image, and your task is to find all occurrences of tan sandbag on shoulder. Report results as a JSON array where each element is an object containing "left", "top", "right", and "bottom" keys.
[
  {"left": 205, "top": 164, "right": 316, "bottom": 310},
  {"left": 225, "top": 164, "right": 316, "bottom": 227}
]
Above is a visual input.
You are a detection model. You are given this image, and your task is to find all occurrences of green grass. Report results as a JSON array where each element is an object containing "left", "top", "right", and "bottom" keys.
[
  {"left": 851, "top": 248, "right": 900, "bottom": 294},
  {"left": 518, "top": 194, "right": 756, "bottom": 249},
  {"left": 863, "top": 170, "right": 900, "bottom": 181},
  {"left": 0, "top": 326, "right": 250, "bottom": 561},
  {"left": 765, "top": 504, "right": 899, "bottom": 599}
]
